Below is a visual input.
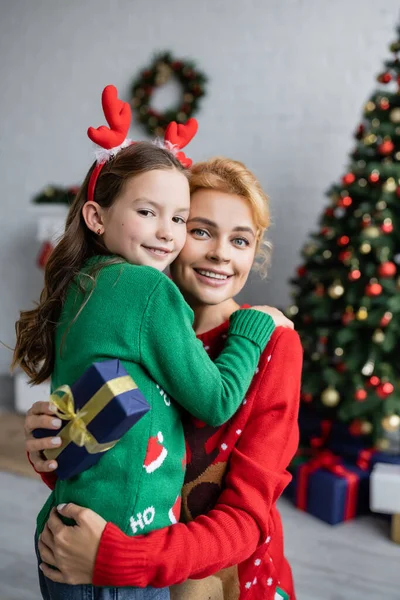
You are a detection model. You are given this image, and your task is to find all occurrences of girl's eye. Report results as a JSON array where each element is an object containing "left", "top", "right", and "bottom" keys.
[
  {"left": 173, "top": 216, "right": 186, "bottom": 224},
  {"left": 233, "top": 237, "right": 250, "bottom": 248},
  {"left": 137, "top": 209, "right": 155, "bottom": 217},
  {"left": 191, "top": 228, "right": 210, "bottom": 239}
]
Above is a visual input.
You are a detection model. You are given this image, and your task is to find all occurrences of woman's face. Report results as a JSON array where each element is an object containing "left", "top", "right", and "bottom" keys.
[{"left": 170, "top": 188, "right": 258, "bottom": 306}]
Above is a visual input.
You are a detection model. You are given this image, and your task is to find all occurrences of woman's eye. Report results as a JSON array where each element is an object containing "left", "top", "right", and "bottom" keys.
[
  {"left": 191, "top": 228, "right": 210, "bottom": 239},
  {"left": 173, "top": 216, "right": 186, "bottom": 224},
  {"left": 233, "top": 237, "right": 249, "bottom": 248},
  {"left": 137, "top": 209, "right": 155, "bottom": 217}
]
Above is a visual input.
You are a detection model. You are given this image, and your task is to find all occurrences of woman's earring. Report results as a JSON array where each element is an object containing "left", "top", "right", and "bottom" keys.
[{"left": 96, "top": 228, "right": 102, "bottom": 235}]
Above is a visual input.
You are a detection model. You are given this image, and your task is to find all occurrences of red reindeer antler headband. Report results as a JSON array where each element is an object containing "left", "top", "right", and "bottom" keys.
[{"left": 87, "top": 85, "right": 198, "bottom": 202}]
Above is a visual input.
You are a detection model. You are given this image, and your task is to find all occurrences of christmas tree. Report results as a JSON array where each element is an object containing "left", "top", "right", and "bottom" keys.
[{"left": 290, "top": 28, "right": 400, "bottom": 452}]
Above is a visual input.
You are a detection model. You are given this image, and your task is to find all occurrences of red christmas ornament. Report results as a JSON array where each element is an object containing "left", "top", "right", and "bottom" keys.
[
  {"left": 349, "top": 420, "right": 363, "bottom": 436},
  {"left": 325, "top": 207, "right": 334, "bottom": 217},
  {"left": 378, "top": 72, "right": 392, "bottom": 84},
  {"left": 355, "top": 124, "right": 365, "bottom": 139},
  {"left": 379, "top": 98, "right": 390, "bottom": 110},
  {"left": 376, "top": 382, "right": 394, "bottom": 398},
  {"left": 336, "top": 362, "right": 346, "bottom": 373},
  {"left": 348, "top": 269, "right": 361, "bottom": 281},
  {"left": 369, "top": 172, "right": 380, "bottom": 183},
  {"left": 381, "top": 221, "right": 393, "bottom": 234},
  {"left": 378, "top": 261, "right": 396, "bottom": 277},
  {"left": 339, "top": 250, "right": 352, "bottom": 262},
  {"left": 342, "top": 173, "right": 356, "bottom": 186},
  {"left": 342, "top": 312, "right": 354, "bottom": 325},
  {"left": 37, "top": 241, "right": 54, "bottom": 269},
  {"left": 361, "top": 215, "right": 372, "bottom": 228},
  {"left": 297, "top": 266, "right": 307, "bottom": 277},
  {"left": 320, "top": 226, "right": 330, "bottom": 236},
  {"left": 380, "top": 311, "right": 393, "bottom": 327},
  {"left": 365, "top": 282, "right": 382, "bottom": 296},
  {"left": 338, "top": 235, "right": 350, "bottom": 246},
  {"left": 378, "top": 140, "right": 394, "bottom": 155},
  {"left": 396, "top": 186, "right": 400, "bottom": 198},
  {"left": 339, "top": 195, "right": 353, "bottom": 208},
  {"left": 301, "top": 393, "right": 313, "bottom": 403},
  {"left": 320, "top": 336, "right": 328, "bottom": 344},
  {"left": 314, "top": 284, "right": 325, "bottom": 297},
  {"left": 369, "top": 375, "right": 380, "bottom": 387},
  {"left": 355, "top": 389, "right": 367, "bottom": 402}
]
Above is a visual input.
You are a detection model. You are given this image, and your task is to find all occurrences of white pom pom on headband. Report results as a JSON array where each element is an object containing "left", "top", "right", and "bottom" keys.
[{"left": 86, "top": 85, "right": 198, "bottom": 202}]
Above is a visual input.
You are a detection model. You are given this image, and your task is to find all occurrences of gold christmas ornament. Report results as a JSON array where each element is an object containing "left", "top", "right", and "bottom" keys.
[
  {"left": 360, "top": 242, "right": 372, "bottom": 254},
  {"left": 371, "top": 118, "right": 380, "bottom": 128},
  {"left": 311, "top": 352, "right": 321, "bottom": 361},
  {"left": 390, "top": 107, "right": 400, "bottom": 123},
  {"left": 323, "top": 250, "right": 332, "bottom": 259},
  {"left": 321, "top": 386, "right": 340, "bottom": 407},
  {"left": 303, "top": 243, "right": 318, "bottom": 257},
  {"left": 395, "top": 151, "right": 400, "bottom": 161},
  {"left": 360, "top": 421, "right": 373, "bottom": 435},
  {"left": 358, "top": 178, "right": 367, "bottom": 187},
  {"left": 363, "top": 226, "right": 380, "bottom": 239},
  {"left": 363, "top": 134, "right": 377, "bottom": 145},
  {"left": 353, "top": 209, "right": 363, "bottom": 218},
  {"left": 328, "top": 280, "right": 344, "bottom": 299},
  {"left": 361, "top": 360, "right": 374, "bottom": 376},
  {"left": 376, "top": 200, "right": 387, "bottom": 211},
  {"left": 357, "top": 307, "right": 368, "bottom": 321},
  {"left": 365, "top": 101, "right": 376, "bottom": 112},
  {"left": 376, "top": 438, "right": 390, "bottom": 451},
  {"left": 372, "top": 329, "right": 385, "bottom": 344},
  {"left": 287, "top": 305, "right": 299, "bottom": 316},
  {"left": 334, "top": 347, "right": 344, "bottom": 356},
  {"left": 383, "top": 177, "right": 397, "bottom": 192},
  {"left": 381, "top": 414, "right": 400, "bottom": 432}
]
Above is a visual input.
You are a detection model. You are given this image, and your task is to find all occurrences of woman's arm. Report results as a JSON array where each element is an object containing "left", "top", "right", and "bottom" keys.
[{"left": 38, "top": 329, "right": 302, "bottom": 587}]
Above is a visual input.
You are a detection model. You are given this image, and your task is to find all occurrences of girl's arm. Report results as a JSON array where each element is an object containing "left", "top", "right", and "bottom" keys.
[
  {"left": 139, "top": 276, "right": 276, "bottom": 426},
  {"left": 92, "top": 328, "right": 302, "bottom": 586}
]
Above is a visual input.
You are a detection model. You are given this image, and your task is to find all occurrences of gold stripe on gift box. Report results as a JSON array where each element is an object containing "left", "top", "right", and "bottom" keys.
[{"left": 45, "top": 375, "right": 137, "bottom": 460}]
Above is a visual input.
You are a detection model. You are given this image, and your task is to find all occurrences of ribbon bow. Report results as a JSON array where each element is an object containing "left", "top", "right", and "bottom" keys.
[
  {"left": 46, "top": 385, "right": 117, "bottom": 458},
  {"left": 296, "top": 449, "right": 359, "bottom": 520}
]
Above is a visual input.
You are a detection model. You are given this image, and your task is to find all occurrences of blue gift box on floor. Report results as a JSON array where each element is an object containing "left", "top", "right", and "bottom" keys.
[
  {"left": 33, "top": 359, "right": 150, "bottom": 479},
  {"left": 293, "top": 453, "right": 370, "bottom": 525}
]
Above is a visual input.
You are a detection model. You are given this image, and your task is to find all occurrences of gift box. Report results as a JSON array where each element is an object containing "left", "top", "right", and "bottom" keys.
[
  {"left": 33, "top": 359, "right": 150, "bottom": 479},
  {"left": 328, "top": 439, "right": 376, "bottom": 471},
  {"left": 294, "top": 450, "right": 370, "bottom": 525},
  {"left": 370, "top": 451, "right": 400, "bottom": 468},
  {"left": 298, "top": 406, "right": 333, "bottom": 450}
]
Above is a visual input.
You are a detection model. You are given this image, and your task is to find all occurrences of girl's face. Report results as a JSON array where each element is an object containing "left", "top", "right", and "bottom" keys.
[
  {"left": 101, "top": 169, "right": 190, "bottom": 271},
  {"left": 170, "top": 188, "right": 258, "bottom": 306}
]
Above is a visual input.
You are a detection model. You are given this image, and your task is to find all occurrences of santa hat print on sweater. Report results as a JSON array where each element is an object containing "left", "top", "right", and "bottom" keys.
[
  {"left": 168, "top": 496, "right": 182, "bottom": 524},
  {"left": 143, "top": 432, "right": 168, "bottom": 474}
]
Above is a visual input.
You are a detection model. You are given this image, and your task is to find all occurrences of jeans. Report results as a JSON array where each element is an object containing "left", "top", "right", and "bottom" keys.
[{"left": 35, "top": 534, "right": 170, "bottom": 600}]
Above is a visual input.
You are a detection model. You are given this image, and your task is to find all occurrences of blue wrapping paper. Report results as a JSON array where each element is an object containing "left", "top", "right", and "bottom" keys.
[
  {"left": 33, "top": 359, "right": 150, "bottom": 479},
  {"left": 292, "top": 461, "right": 370, "bottom": 525}
]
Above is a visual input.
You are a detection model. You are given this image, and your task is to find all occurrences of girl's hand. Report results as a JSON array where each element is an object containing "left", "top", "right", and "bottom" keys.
[
  {"left": 38, "top": 504, "right": 107, "bottom": 585},
  {"left": 252, "top": 306, "right": 294, "bottom": 329},
  {"left": 24, "top": 401, "right": 62, "bottom": 472}
]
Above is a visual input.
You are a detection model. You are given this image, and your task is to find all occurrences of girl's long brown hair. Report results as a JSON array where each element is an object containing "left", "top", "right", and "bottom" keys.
[{"left": 12, "top": 142, "right": 188, "bottom": 384}]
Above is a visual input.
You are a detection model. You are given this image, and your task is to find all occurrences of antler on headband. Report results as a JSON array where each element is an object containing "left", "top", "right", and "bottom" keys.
[
  {"left": 164, "top": 117, "right": 198, "bottom": 167},
  {"left": 86, "top": 85, "right": 198, "bottom": 203},
  {"left": 87, "top": 85, "right": 131, "bottom": 151}
]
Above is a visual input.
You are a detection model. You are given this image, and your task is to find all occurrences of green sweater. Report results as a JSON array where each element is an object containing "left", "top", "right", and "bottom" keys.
[{"left": 37, "top": 256, "right": 275, "bottom": 537}]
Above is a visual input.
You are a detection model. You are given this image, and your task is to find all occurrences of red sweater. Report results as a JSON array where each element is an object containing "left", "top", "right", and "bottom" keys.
[{"left": 37, "top": 318, "right": 302, "bottom": 600}]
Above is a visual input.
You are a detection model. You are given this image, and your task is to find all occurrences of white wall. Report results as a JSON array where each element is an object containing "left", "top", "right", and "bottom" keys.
[{"left": 0, "top": 0, "right": 399, "bottom": 374}]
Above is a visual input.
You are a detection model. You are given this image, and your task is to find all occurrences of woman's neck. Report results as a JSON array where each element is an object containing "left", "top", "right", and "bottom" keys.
[{"left": 191, "top": 298, "right": 241, "bottom": 335}]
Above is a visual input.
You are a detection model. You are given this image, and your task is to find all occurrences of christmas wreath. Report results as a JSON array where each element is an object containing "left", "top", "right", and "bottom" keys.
[{"left": 131, "top": 52, "right": 207, "bottom": 136}]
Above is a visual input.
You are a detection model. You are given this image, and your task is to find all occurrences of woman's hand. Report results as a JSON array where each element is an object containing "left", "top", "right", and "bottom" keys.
[
  {"left": 24, "top": 401, "right": 62, "bottom": 472},
  {"left": 252, "top": 306, "right": 294, "bottom": 329},
  {"left": 38, "top": 504, "right": 107, "bottom": 585}
]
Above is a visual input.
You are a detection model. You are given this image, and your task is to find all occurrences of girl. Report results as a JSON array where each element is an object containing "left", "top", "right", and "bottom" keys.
[
  {"left": 26, "top": 157, "right": 302, "bottom": 600},
  {"left": 13, "top": 87, "right": 289, "bottom": 600}
]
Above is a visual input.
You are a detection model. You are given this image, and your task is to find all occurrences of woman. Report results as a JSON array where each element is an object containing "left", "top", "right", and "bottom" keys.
[{"left": 26, "top": 157, "right": 302, "bottom": 600}]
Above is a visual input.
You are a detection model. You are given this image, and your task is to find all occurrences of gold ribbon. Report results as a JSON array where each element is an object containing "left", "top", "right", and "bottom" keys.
[{"left": 44, "top": 375, "right": 137, "bottom": 460}]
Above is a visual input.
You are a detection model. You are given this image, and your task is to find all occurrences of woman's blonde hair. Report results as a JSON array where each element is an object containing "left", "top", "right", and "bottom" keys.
[{"left": 189, "top": 157, "right": 272, "bottom": 277}]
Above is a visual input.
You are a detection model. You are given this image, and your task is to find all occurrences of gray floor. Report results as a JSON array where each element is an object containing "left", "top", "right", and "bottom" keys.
[{"left": 0, "top": 472, "right": 399, "bottom": 600}]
